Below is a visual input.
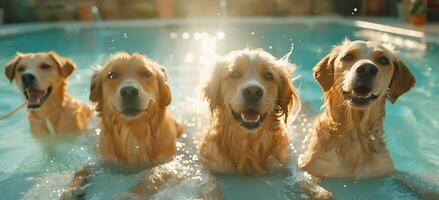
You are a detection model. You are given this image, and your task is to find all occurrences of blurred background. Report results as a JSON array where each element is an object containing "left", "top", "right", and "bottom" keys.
[{"left": 0, "top": 0, "right": 438, "bottom": 26}]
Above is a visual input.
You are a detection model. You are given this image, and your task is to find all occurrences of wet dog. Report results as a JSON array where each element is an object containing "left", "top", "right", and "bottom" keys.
[
  {"left": 299, "top": 39, "right": 439, "bottom": 199},
  {"left": 299, "top": 40, "right": 416, "bottom": 179},
  {"left": 88, "top": 52, "right": 182, "bottom": 166},
  {"left": 61, "top": 52, "right": 183, "bottom": 199},
  {"left": 199, "top": 48, "right": 300, "bottom": 174},
  {"left": 4, "top": 52, "right": 92, "bottom": 136}
]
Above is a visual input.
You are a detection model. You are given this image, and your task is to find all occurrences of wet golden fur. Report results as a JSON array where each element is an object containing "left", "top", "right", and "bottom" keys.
[
  {"left": 89, "top": 52, "right": 182, "bottom": 166},
  {"left": 199, "top": 49, "right": 300, "bottom": 175},
  {"left": 4, "top": 52, "right": 91, "bottom": 136},
  {"left": 62, "top": 53, "right": 206, "bottom": 200},
  {"left": 299, "top": 40, "right": 416, "bottom": 179}
]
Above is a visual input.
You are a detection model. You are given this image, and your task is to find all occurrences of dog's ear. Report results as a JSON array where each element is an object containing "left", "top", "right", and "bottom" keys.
[
  {"left": 5, "top": 53, "right": 23, "bottom": 82},
  {"left": 89, "top": 69, "right": 103, "bottom": 103},
  {"left": 313, "top": 47, "right": 340, "bottom": 92},
  {"left": 387, "top": 59, "right": 415, "bottom": 104},
  {"left": 277, "top": 65, "right": 300, "bottom": 123},
  {"left": 48, "top": 51, "right": 75, "bottom": 78},
  {"left": 202, "top": 62, "right": 224, "bottom": 111},
  {"left": 157, "top": 66, "right": 172, "bottom": 108}
]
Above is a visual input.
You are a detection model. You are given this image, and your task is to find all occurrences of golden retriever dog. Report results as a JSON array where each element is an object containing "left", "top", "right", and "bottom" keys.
[
  {"left": 61, "top": 52, "right": 183, "bottom": 199},
  {"left": 88, "top": 52, "right": 182, "bottom": 166},
  {"left": 4, "top": 52, "right": 92, "bottom": 136},
  {"left": 299, "top": 40, "right": 439, "bottom": 199},
  {"left": 299, "top": 40, "right": 415, "bottom": 179},
  {"left": 300, "top": 41, "right": 415, "bottom": 179},
  {"left": 198, "top": 49, "right": 333, "bottom": 199},
  {"left": 199, "top": 48, "right": 300, "bottom": 174}
]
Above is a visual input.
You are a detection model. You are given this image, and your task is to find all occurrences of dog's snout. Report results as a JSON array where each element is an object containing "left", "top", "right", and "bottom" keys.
[
  {"left": 242, "top": 85, "right": 263, "bottom": 103},
  {"left": 21, "top": 74, "right": 36, "bottom": 87},
  {"left": 356, "top": 63, "right": 378, "bottom": 77},
  {"left": 120, "top": 86, "right": 139, "bottom": 98}
]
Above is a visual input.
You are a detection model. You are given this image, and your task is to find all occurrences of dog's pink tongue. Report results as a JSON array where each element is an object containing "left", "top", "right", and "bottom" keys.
[{"left": 27, "top": 89, "right": 44, "bottom": 105}]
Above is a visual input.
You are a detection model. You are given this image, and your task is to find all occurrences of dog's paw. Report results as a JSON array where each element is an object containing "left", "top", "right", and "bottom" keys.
[
  {"left": 112, "top": 192, "right": 141, "bottom": 200},
  {"left": 295, "top": 180, "right": 334, "bottom": 200},
  {"left": 59, "top": 187, "right": 85, "bottom": 200},
  {"left": 313, "top": 189, "right": 334, "bottom": 200}
]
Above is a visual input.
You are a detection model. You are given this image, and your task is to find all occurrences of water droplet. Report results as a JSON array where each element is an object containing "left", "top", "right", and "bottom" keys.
[
  {"left": 182, "top": 32, "right": 190, "bottom": 39},
  {"left": 169, "top": 32, "right": 178, "bottom": 39},
  {"left": 269, "top": 45, "right": 272, "bottom": 49},
  {"left": 193, "top": 32, "right": 201, "bottom": 40},
  {"left": 122, "top": 33, "right": 128, "bottom": 39},
  {"left": 251, "top": 32, "right": 255, "bottom": 35}
]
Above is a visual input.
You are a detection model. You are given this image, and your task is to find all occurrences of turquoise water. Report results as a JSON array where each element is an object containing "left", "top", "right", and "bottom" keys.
[{"left": 0, "top": 22, "right": 438, "bottom": 199}]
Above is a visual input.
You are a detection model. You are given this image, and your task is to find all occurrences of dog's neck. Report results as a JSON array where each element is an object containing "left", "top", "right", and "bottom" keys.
[
  {"left": 210, "top": 110, "right": 287, "bottom": 174},
  {"left": 98, "top": 104, "right": 168, "bottom": 166},
  {"left": 318, "top": 89, "right": 387, "bottom": 153}
]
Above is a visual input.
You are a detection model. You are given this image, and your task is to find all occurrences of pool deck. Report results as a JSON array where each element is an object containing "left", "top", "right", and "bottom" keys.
[{"left": 0, "top": 16, "right": 438, "bottom": 44}]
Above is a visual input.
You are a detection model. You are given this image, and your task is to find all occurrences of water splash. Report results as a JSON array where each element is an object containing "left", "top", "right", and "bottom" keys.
[{"left": 279, "top": 43, "right": 295, "bottom": 63}]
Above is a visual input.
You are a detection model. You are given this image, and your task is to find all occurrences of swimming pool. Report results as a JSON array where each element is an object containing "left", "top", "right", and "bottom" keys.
[{"left": 0, "top": 17, "right": 438, "bottom": 199}]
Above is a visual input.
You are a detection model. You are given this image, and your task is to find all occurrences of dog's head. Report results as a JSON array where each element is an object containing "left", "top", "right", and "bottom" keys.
[
  {"left": 4, "top": 52, "right": 75, "bottom": 109},
  {"left": 203, "top": 49, "right": 300, "bottom": 132},
  {"left": 89, "top": 52, "right": 171, "bottom": 119},
  {"left": 313, "top": 40, "right": 415, "bottom": 109}
]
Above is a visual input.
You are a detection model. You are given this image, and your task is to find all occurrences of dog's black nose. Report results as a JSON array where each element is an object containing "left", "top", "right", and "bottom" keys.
[
  {"left": 242, "top": 85, "right": 263, "bottom": 103},
  {"left": 21, "top": 74, "right": 36, "bottom": 87},
  {"left": 120, "top": 86, "right": 139, "bottom": 98},
  {"left": 356, "top": 63, "right": 378, "bottom": 77}
]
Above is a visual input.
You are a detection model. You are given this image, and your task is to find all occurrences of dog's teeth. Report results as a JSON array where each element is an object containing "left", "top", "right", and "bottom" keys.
[{"left": 240, "top": 113, "right": 261, "bottom": 123}]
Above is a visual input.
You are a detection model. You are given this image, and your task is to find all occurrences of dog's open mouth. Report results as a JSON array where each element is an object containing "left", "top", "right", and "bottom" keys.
[
  {"left": 342, "top": 90, "right": 378, "bottom": 106},
  {"left": 231, "top": 107, "right": 266, "bottom": 130},
  {"left": 24, "top": 87, "right": 52, "bottom": 109}
]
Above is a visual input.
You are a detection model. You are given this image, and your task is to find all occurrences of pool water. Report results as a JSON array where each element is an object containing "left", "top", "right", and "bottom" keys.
[{"left": 0, "top": 21, "right": 438, "bottom": 200}]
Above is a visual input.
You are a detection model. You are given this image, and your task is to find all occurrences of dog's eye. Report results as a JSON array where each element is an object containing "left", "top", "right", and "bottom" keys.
[
  {"left": 341, "top": 54, "right": 354, "bottom": 61},
  {"left": 17, "top": 66, "right": 25, "bottom": 72},
  {"left": 107, "top": 71, "right": 118, "bottom": 80},
  {"left": 230, "top": 71, "right": 241, "bottom": 79},
  {"left": 40, "top": 63, "right": 50, "bottom": 70},
  {"left": 263, "top": 72, "right": 273, "bottom": 81},
  {"left": 377, "top": 56, "right": 389, "bottom": 65},
  {"left": 141, "top": 70, "right": 151, "bottom": 78}
]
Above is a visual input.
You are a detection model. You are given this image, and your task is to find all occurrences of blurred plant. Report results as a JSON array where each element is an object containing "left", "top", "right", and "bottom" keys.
[{"left": 409, "top": 0, "right": 426, "bottom": 15}]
